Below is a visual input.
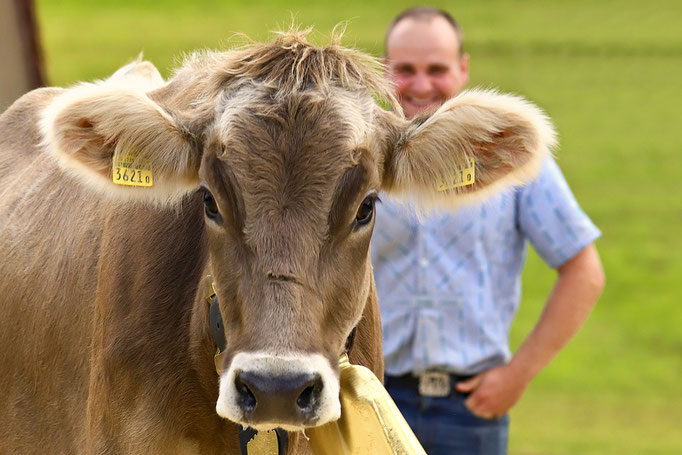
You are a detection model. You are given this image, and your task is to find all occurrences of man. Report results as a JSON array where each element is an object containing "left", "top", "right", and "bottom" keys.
[{"left": 372, "top": 7, "right": 605, "bottom": 455}]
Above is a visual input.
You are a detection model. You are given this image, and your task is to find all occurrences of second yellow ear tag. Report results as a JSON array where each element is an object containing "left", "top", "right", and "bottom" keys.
[
  {"left": 112, "top": 154, "right": 153, "bottom": 187},
  {"left": 437, "top": 157, "right": 475, "bottom": 192}
]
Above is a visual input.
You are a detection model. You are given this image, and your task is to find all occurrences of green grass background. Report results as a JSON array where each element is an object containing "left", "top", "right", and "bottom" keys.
[{"left": 36, "top": 0, "right": 682, "bottom": 453}]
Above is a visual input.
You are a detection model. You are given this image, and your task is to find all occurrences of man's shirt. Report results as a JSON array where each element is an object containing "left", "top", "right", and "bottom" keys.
[{"left": 371, "top": 158, "right": 601, "bottom": 376}]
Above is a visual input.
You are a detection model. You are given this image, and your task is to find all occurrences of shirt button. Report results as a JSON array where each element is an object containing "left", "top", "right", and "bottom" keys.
[{"left": 420, "top": 259, "right": 429, "bottom": 268}]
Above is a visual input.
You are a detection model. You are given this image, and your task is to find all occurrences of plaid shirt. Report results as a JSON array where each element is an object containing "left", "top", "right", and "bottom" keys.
[{"left": 371, "top": 158, "right": 601, "bottom": 375}]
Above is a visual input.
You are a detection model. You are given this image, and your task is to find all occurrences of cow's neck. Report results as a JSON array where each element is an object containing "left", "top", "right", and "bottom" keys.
[{"left": 92, "top": 193, "right": 242, "bottom": 448}]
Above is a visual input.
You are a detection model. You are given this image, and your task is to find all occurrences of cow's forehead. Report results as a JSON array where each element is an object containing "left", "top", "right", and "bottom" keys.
[
  {"left": 205, "top": 83, "right": 378, "bottom": 270},
  {"left": 214, "top": 83, "right": 377, "bottom": 195},
  {"left": 216, "top": 83, "right": 375, "bottom": 150}
]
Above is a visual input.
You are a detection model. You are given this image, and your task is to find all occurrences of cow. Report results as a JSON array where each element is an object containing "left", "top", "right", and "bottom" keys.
[{"left": 0, "top": 29, "right": 554, "bottom": 454}]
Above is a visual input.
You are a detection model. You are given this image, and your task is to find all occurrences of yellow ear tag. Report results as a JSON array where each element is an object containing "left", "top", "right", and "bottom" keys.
[
  {"left": 112, "top": 153, "right": 153, "bottom": 187},
  {"left": 437, "top": 157, "right": 475, "bottom": 192}
]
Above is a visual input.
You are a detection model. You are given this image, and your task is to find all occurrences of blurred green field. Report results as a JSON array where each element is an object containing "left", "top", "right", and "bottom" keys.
[{"left": 36, "top": 0, "right": 682, "bottom": 453}]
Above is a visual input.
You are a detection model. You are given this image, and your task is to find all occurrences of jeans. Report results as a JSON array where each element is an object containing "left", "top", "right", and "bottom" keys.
[{"left": 385, "top": 375, "right": 509, "bottom": 455}]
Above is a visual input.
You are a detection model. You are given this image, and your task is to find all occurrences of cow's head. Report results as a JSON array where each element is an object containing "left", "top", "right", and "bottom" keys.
[{"left": 39, "top": 30, "right": 554, "bottom": 431}]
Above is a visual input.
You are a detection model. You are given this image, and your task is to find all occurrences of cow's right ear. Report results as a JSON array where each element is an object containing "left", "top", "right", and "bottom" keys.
[{"left": 40, "top": 84, "right": 201, "bottom": 204}]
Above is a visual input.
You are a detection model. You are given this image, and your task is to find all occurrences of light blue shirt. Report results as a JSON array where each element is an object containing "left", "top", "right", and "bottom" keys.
[{"left": 371, "top": 158, "right": 601, "bottom": 376}]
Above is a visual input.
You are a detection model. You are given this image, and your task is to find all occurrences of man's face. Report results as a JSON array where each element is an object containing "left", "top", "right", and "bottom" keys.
[{"left": 386, "top": 16, "right": 469, "bottom": 119}]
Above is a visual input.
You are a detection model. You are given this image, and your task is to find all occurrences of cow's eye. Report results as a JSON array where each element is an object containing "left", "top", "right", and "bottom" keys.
[
  {"left": 355, "top": 196, "right": 375, "bottom": 227},
  {"left": 202, "top": 189, "right": 220, "bottom": 219}
]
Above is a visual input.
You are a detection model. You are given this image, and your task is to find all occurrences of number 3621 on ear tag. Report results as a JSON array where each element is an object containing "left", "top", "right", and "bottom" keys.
[
  {"left": 436, "top": 157, "right": 475, "bottom": 192},
  {"left": 112, "top": 155, "right": 153, "bottom": 187}
]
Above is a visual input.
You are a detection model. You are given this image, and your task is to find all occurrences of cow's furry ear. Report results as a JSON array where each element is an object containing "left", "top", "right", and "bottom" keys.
[
  {"left": 40, "top": 83, "right": 201, "bottom": 205},
  {"left": 104, "top": 56, "right": 165, "bottom": 91},
  {"left": 381, "top": 89, "right": 556, "bottom": 213}
]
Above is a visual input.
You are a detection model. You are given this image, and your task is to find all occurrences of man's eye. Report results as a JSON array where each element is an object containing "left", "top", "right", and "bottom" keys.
[
  {"left": 203, "top": 190, "right": 220, "bottom": 219},
  {"left": 394, "top": 65, "right": 415, "bottom": 76},
  {"left": 428, "top": 66, "right": 448, "bottom": 75},
  {"left": 355, "top": 196, "right": 375, "bottom": 226}
]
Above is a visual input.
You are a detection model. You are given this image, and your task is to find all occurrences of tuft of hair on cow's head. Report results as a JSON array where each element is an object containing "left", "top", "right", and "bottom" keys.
[{"left": 39, "top": 26, "right": 554, "bottom": 431}]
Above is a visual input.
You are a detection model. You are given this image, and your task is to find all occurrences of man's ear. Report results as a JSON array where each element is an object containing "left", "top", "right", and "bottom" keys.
[
  {"left": 381, "top": 89, "right": 556, "bottom": 212},
  {"left": 459, "top": 53, "right": 470, "bottom": 86},
  {"left": 40, "top": 83, "right": 201, "bottom": 204}
]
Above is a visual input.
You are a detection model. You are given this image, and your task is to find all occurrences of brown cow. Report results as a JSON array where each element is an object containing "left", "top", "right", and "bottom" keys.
[{"left": 0, "top": 29, "right": 554, "bottom": 454}]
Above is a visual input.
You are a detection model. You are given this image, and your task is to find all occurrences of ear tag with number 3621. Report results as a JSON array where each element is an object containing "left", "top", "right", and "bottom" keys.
[
  {"left": 436, "top": 157, "right": 475, "bottom": 192},
  {"left": 112, "top": 153, "right": 153, "bottom": 187}
]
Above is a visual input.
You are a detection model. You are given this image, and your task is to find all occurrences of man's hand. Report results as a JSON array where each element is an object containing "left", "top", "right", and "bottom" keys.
[
  {"left": 455, "top": 363, "right": 530, "bottom": 419},
  {"left": 456, "top": 245, "right": 604, "bottom": 420}
]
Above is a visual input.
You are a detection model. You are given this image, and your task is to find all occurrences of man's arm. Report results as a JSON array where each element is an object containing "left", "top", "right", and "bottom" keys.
[{"left": 456, "top": 243, "right": 605, "bottom": 419}]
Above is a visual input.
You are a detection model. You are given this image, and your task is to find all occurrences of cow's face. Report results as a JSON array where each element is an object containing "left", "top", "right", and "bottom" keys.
[
  {"left": 40, "top": 33, "right": 555, "bottom": 432},
  {"left": 202, "top": 85, "right": 383, "bottom": 429}
]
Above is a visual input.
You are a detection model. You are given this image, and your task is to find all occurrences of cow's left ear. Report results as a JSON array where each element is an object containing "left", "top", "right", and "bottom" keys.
[
  {"left": 380, "top": 89, "right": 556, "bottom": 211},
  {"left": 40, "top": 83, "right": 201, "bottom": 204}
]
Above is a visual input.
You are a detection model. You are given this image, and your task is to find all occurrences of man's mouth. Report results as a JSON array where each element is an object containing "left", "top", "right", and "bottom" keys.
[{"left": 405, "top": 97, "right": 440, "bottom": 109}]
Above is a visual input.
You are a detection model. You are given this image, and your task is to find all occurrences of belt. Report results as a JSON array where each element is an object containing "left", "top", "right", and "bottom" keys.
[{"left": 385, "top": 371, "right": 474, "bottom": 397}]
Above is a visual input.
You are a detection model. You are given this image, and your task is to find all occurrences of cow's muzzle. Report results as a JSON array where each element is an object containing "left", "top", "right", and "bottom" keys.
[
  {"left": 235, "top": 371, "right": 323, "bottom": 423},
  {"left": 216, "top": 352, "right": 341, "bottom": 431}
]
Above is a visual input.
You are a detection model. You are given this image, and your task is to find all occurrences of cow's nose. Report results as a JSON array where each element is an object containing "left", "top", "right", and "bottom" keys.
[{"left": 235, "top": 371, "right": 323, "bottom": 423}]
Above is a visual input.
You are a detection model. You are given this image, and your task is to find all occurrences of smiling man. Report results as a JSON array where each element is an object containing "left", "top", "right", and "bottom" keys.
[
  {"left": 384, "top": 8, "right": 468, "bottom": 118},
  {"left": 373, "top": 7, "right": 605, "bottom": 455}
]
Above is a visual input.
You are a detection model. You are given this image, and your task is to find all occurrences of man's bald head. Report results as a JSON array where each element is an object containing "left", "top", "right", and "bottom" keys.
[{"left": 385, "top": 6, "right": 464, "bottom": 57}]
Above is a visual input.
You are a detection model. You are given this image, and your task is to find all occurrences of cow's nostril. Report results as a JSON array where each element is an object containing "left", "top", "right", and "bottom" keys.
[
  {"left": 235, "top": 374, "right": 257, "bottom": 412},
  {"left": 296, "top": 385, "right": 314, "bottom": 410},
  {"left": 296, "top": 375, "right": 323, "bottom": 412}
]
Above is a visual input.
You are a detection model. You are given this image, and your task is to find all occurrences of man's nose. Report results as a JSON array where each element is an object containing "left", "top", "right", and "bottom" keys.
[{"left": 410, "top": 72, "right": 433, "bottom": 95}]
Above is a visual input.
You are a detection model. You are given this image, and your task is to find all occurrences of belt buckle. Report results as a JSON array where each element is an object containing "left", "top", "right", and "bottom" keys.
[{"left": 418, "top": 371, "right": 451, "bottom": 397}]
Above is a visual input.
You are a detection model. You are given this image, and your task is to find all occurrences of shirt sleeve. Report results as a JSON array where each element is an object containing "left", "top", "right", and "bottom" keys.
[{"left": 517, "top": 157, "right": 601, "bottom": 268}]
